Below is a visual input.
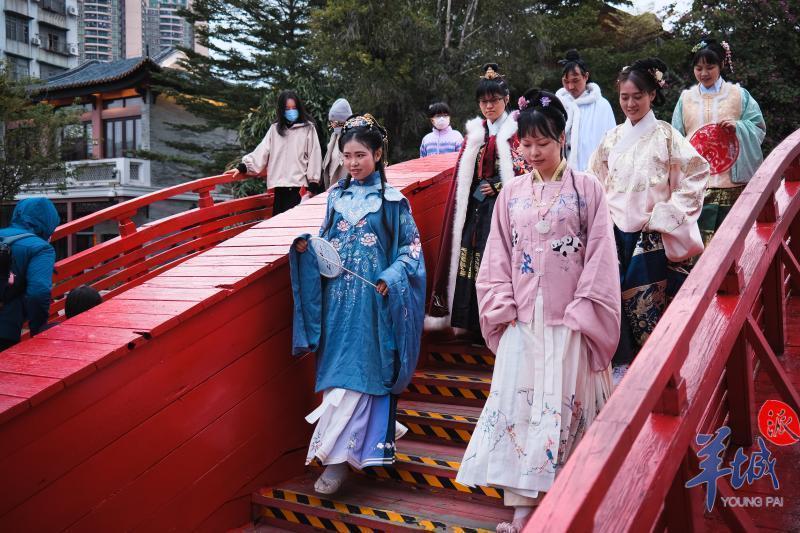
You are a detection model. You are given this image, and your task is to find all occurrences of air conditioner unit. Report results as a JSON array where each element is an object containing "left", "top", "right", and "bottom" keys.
[
  {"left": 30, "top": 36, "right": 42, "bottom": 47},
  {"left": 67, "top": 5, "right": 78, "bottom": 16},
  {"left": 68, "top": 43, "right": 79, "bottom": 56}
]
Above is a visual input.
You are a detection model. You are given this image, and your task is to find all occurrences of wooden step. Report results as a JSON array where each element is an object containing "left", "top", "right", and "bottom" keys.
[
  {"left": 425, "top": 341, "right": 495, "bottom": 370},
  {"left": 362, "top": 439, "right": 503, "bottom": 503},
  {"left": 396, "top": 400, "right": 480, "bottom": 445},
  {"left": 404, "top": 369, "right": 492, "bottom": 407},
  {"left": 254, "top": 472, "right": 508, "bottom": 532}
]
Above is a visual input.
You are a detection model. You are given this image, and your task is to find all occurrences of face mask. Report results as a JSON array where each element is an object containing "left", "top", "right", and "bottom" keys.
[
  {"left": 284, "top": 109, "right": 299, "bottom": 122},
  {"left": 433, "top": 116, "right": 450, "bottom": 130}
]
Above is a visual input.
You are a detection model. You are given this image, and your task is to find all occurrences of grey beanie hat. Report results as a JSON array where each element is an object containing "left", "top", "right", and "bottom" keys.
[{"left": 328, "top": 98, "right": 352, "bottom": 122}]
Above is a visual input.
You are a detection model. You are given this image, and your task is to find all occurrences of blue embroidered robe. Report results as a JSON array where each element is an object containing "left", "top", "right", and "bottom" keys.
[{"left": 290, "top": 171, "right": 426, "bottom": 396}]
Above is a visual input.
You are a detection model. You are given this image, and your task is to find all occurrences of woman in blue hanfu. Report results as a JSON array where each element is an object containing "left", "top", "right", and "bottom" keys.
[{"left": 290, "top": 114, "right": 426, "bottom": 495}]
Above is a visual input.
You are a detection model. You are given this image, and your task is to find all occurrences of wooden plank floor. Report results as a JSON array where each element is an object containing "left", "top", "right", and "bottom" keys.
[{"left": 705, "top": 297, "right": 800, "bottom": 532}]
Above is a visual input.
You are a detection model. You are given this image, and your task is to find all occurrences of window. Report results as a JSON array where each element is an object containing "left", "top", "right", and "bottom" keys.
[
  {"left": 104, "top": 117, "right": 142, "bottom": 158},
  {"left": 39, "top": 62, "right": 67, "bottom": 79},
  {"left": 40, "top": 25, "right": 68, "bottom": 54},
  {"left": 61, "top": 122, "right": 93, "bottom": 161},
  {"left": 6, "top": 55, "right": 30, "bottom": 80},
  {"left": 5, "top": 14, "right": 30, "bottom": 44},
  {"left": 102, "top": 96, "right": 144, "bottom": 109},
  {"left": 41, "top": 0, "right": 67, "bottom": 15}
]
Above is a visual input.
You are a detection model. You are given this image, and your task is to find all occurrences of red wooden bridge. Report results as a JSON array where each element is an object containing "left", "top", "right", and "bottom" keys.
[{"left": 0, "top": 128, "right": 798, "bottom": 532}]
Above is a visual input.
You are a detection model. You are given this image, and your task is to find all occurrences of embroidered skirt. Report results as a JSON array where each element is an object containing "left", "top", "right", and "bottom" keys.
[
  {"left": 456, "top": 291, "right": 612, "bottom": 498},
  {"left": 451, "top": 189, "right": 498, "bottom": 333},
  {"left": 306, "top": 388, "right": 407, "bottom": 469},
  {"left": 613, "top": 227, "right": 691, "bottom": 366},
  {"left": 698, "top": 186, "right": 745, "bottom": 247}
]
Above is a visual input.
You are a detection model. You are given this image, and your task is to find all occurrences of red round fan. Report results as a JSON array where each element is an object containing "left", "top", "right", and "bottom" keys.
[{"left": 689, "top": 123, "right": 739, "bottom": 174}]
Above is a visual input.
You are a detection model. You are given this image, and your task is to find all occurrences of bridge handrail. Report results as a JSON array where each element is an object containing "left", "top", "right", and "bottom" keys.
[
  {"left": 50, "top": 170, "right": 251, "bottom": 243},
  {"left": 530, "top": 129, "right": 800, "bottom": 531}
]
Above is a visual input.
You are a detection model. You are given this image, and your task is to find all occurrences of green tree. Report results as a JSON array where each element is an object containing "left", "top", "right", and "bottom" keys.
[
  {"left": 670, "top": 0, "right": 800, "bottom": 152},
  {"left": 0, "top": 65, "right": 79, "bottom": 217}
]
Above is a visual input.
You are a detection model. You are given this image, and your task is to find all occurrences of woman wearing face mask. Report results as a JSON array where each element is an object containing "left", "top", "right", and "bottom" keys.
[
  {"left": 322, "top": 98, "right": 352, "bottom": 189},
  {"left": 555, "top": 49, "right": 617, "bottom": 172},
  {"left": 419, "top": 102, "right": 464, "bottom": 157},
  {"left": 236, "top": 90, "right": 323, "bottom": 215},
  {"left": 427, "top": 63, "right": 532, "bottom": 339},
  {"left": 457, "top": 90, "right": 619, "bottom": 533},
  {"left": 589, "top": 58, "right": 709, "bottom": 383},
  {"left": 672, "top": 38, "right": 765, "bottom": 247}
]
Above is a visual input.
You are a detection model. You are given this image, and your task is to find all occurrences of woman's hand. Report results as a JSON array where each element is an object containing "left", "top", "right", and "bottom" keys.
[
  {"left": 376, "top": 280, "right": 389, "bottom": 296},
  {"left": 718, "top": 119, "right": 737, "bottom": 132},
  {"left": 480, "top": 183, "right": 496, "bottom": 197},
  {"left": 295, "top": 238, "right": 308, "bottom": 253}
]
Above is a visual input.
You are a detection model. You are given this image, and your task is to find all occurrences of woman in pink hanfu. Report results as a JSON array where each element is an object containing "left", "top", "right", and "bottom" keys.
[{"left": 455, "top": 90, "right": 621, "bottom": 533}]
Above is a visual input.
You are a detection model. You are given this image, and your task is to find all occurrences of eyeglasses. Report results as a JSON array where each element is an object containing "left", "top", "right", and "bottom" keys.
[{"left": 478, "top": 96, "right": 504, "bottom": 106}]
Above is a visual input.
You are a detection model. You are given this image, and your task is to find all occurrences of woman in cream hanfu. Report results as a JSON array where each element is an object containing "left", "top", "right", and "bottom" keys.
[
  {"left": 589, "top": 58, "right": 709, "bottom": 381},
  {"left": 556, "top": 49, "right": 617, "bottom": 172},
  {"left": 457, "top": 90, "right": 620, "bottom": 533},
  {"left": 427, "top": 63, "right": 531, "bottom": 338},
  {"left": 672, "top": 38, "right": 765, "bottom": 246}
]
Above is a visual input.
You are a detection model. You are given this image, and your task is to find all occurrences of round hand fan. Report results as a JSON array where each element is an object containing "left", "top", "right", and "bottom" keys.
[
  {"left": 308, "top": 236, "right": 378, "bottom": 288},
  {"left": 689, "top": 123, "right": 739, "bottom": 174}
]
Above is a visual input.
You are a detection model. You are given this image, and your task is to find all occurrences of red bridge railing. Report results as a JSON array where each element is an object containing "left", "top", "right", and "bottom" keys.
[
  {"left": 530, "top": 130, "right": 800, "bottom": 531},
  {"left": 49, "top": 171, "right": 272, "bottom": 317}
]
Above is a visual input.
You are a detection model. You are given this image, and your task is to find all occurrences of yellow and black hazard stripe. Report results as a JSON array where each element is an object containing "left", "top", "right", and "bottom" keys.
[
  {"left": 402, "top": 421, "right": 473, "bottom": 443},
  {"left": 260, "top": 489, "right": 491, "bottom": 532},
  {"left": 405, "top": 383, "right": 489, "bottom": 401},
  {"left": 417, "top": 373, "right": 492, "bottom": 384},
  {"left": 428, "top": 350, "right": 495, "bottom": 367},
  {"left": 365, "top": 464, "right": 503, "bottom": 499},
  {"left": 395, "top": 452, "right": 460, "bottom": 470},
  {"left": 396, "top": 407, "right": 479, "bottom": 425},
  {"left": 261, "top": 506, "right": 372, "bottom": 532}
]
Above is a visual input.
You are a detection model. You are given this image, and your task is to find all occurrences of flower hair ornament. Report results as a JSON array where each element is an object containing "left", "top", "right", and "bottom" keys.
[
  {"left": 721, "top": 41, "right": 735, "bottom": 73},
  {"left": 649, "top": 68, "right": 667, "bottom": 88},
  {"left": 540, "top": 96, "right": 551, "bottom": 107},
  {"left": 691, "top": 40, "right": 708, "bottom": 54},
  {"left": 517, "top": 96, "right": 529, "bottom": 111}
]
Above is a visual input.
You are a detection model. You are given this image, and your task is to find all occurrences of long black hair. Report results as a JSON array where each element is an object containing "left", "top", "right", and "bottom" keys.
[
  {"left": 323, "top": 115, "right": 391, "bottom": 237},
  {"left": 275, "top": 90, "right": 314, "bottom": 136},
  {"left": 476, "top": 63, "right": 509, "bottom": 101},
  {"left": 617, "top": 57, "right": 669, "bottom": 107},
  {"left": 517, "top": 89, "right": 585, "bottom": 235}
]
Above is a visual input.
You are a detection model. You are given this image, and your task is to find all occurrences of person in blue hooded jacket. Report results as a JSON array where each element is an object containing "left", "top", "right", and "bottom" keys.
[{"left": 0, "top": 197, "right": 60, "bottom": 349}]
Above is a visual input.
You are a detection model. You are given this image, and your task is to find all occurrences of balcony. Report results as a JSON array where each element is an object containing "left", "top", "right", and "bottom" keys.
[
  {"left": 41, "top": 0, "right": 67, "bottom": 15},
  {"left": 30, "top": 158, "right": 152, "bottom": 194},
  {"left": 5, "top": 0, "right": 32, "bottom": 17}
]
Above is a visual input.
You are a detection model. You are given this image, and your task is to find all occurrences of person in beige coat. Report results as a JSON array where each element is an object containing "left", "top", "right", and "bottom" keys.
[
  {"left": 236, "top": 90, "right": 323, "bottom": 215},
  {"left": 321, "top": 98, "right": 352, "bottom": 189}
]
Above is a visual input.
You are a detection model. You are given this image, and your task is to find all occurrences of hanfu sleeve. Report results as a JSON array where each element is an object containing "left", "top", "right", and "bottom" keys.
[
  {"left": 475, "top": 186, "right": 516, "bottom": 353},
  {"left": 306, "top": 125, "right": 323, "bottom": 185},
  {"left": 562, "top": 176, "right": 621, "bottom": 371},
  {"left": 731, "top": 87, "right": 766, "bottom": 184},
  {"left": 671, "top": 96, "right": 686, "bottom": 136},
  {"left": 646, "top": 128, "right": 709, "bottom": 237},
  {"left": 587, "top": 135, "right": 610, "bottom": 186},
  {"left": 241, "top": 124, "right": 274, "bottom": 175},
  {"left": 378, "top": 199, "right": 426, "bottom": 394}
]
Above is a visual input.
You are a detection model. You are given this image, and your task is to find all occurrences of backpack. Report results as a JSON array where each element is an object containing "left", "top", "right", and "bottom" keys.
[{"left": 0, "top": 233, "right": 34, "bottom": 304}]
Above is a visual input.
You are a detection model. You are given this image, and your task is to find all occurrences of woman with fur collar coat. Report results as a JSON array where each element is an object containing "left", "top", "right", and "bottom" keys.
[{"left": 427, "top": 64, "right": 531, "bottom": 337}]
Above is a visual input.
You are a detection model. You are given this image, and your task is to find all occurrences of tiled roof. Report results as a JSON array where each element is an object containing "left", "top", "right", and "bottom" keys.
[{"left": 33, "top": 47, "right": 176, "bottom": 93}]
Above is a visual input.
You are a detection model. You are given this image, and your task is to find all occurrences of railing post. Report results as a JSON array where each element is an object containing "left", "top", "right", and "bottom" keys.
[
  {"left": 785, "top": 155, "right": 800, "bottom": 182},
  {"left": 196, "top": 186, "right": 216, "bottom": 209},
  {"left": 664, "top": 453, "right": 702, "bottom": 532},
  {"left": 116, "top": 210, "right": 138, "bottom": 237},
  {"left": 655, "top": 370, "right": 687, "bottom": 416},
  {"left": 763, "top": 253, "right": 786, "bottom": 355},
  {"left": 725, "top": 332, "right": 754, "bottom": 447},
  {"left": 719, "top": 257, "right": 744, "bottom": 295}
]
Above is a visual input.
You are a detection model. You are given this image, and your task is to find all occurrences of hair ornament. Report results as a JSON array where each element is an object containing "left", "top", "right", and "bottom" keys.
[
  {"left": 721, "top": 41, "right": 734, "bottom": 73},
  {"left": 692, "top": 40, "right": 708, "bottom": 54},
  {"left": 342, "top": 113, "right": 388, "bottom": 142},
  {"left": 517, "top": 96, "right": 529, "bottom": 111},
  {"left": 649, "top": 68, "right": 667, "bottom": 88},
  {"left": 540, "top": 96, "right": 551, "bottom": 107}
]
